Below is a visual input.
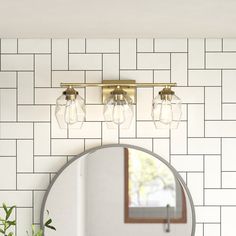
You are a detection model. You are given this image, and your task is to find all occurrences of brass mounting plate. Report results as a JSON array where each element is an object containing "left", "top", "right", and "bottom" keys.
[{"left": 102, "top": 80, "right": 136, "bottom": 104}]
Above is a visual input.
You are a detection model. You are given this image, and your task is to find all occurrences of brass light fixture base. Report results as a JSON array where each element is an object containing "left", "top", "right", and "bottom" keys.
[
  {"left": 60, "top": 80, "right": 177, "bottom": 104},
  {"left": 63, "top": 86, "right": 78, "bottom": 101},
  {"left": 159, "top": 87, "right": 175, "bottom": 101},
  {"left": 102, "top": 80, "right": 136, "bottom": 103}
]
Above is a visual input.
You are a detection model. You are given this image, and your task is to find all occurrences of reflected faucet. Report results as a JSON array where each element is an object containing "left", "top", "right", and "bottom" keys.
[{"left": 166, "top": 204, "right": 170, "bottom": 233}]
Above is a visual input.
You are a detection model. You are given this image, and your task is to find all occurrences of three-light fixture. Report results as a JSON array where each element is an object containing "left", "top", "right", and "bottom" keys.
[{"left": 55, "top": 80, "right": 182, "bottom": 129}]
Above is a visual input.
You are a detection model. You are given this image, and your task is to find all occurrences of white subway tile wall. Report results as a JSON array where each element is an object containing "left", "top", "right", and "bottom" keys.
[{"left": 0, "top": 38, "right": 235, "bottom": 235}]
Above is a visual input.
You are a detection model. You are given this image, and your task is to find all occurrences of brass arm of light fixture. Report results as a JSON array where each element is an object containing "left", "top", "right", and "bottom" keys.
[
  {"left": 60, "top": 82, "right": 177, "bottom": 88},
  {"left": 60, "top": 80, "right": 177, "bottom": 103}
]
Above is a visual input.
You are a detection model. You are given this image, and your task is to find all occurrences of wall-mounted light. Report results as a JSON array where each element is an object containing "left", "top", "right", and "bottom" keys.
[
  {"left": 55, "top": 86, "right": 85, "bottom": 128},
  {"left": 56, "top": 80, "right": 181, "bottom": 129},
  {"left": 104, "top": 85, "right": 133, "bottom": 128},
  {"left": 152, "top": 87, "right": 182, "bottom": 129}
]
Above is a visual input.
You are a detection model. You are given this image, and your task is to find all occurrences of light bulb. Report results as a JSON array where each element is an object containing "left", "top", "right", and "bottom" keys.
[
  {"left": 64, "top": 100, "right": 78, "bottom": 124},
  {"left": 112, "top": 104, "right": 126, "bottom": 124},
  {"left": 159, "top": 100, "right": 173, "bottom": 124}
]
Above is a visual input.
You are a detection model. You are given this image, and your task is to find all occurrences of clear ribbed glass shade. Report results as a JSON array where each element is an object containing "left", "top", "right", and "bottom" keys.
[
  {"left": 104, "top": 93, "right": 134, "bottom": 129},
  {"left": 55, "top": 94, "right": 85, "bottom": 129},
  {"left": 152, "top": 94, "right": 182, "bottom": 129}
]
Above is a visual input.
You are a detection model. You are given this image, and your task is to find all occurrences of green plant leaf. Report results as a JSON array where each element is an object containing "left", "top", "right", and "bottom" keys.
[
  {"left": 44, "top": 218, "right": 56, "bottom": 231},
  {"left": 2, "top": 203, "right": 8, "bottom": 214},
  {"left": 0, "top": 228, "right": 4, "bottom": 234},
  {"left": 35, "top": 229, "right": 43, "bottom": 236},
  {"left": 5, "top": 222, "right": 10, "bottom": 230},
  {"left": 6, "top": 206, "right": 15, "bottom": 220},
  {"left": 44, "top": 218, "right": 52, "bottom": 226},
  {"left": 45, "top": 225, "right": 56, "bottom": 231},
  {"left": 7, "top": 232, "right": 13, "bottom": 236},
  {"left": 6, "top": 220, "right": 16, "bottom": 226},
  {"left": 31, "top": 225, "right": 35, "bottom": 234}
]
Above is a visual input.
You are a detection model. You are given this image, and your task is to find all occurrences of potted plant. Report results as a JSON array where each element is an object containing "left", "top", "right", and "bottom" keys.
[
  {"left": 0, "top": 203, "right": 16, "bottom": 236},
  {"left": 0, "top": 203, "right": 56, "bottom": 236},
  {"left": 28, "top": 210, "right": 56, "bottom": 236}
]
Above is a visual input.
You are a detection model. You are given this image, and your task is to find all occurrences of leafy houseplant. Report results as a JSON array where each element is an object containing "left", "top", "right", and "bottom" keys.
[
  {"left": 0, "top": 203, "right": 56, "bottom": 236},
  {"left": 0, "top": 203, "right": 16, "bottom": 236},
  {"left": 27, "top": 210, "right": 56, "bottom": 236}
]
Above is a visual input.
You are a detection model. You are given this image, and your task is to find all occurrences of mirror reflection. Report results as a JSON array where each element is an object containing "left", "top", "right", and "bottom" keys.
[
  {"left": 42, "top": 146, "right": 194, "bottom": 236},
  {"left": 125, "top": 148, "right": 186, "bottom": 223}
]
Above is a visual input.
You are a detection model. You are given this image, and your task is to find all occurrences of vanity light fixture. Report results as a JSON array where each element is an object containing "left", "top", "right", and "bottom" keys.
[
  {"left": 152, "top": 86, "right": 182, "bottom": 129},
  {"left": 55, "top": 86, "right": 85, "bottom": 128},
  {"left": 56, "top": 80, "right": 181, "bottom": 129},
  {"left": 102, "top": 80, "right": 135, "bottom": 128}
]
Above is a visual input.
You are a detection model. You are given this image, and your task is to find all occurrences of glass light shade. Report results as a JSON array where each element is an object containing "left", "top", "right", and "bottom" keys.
[
  {"left": 152, "top": 93, "right": 182, "bottom": 129},
  {"left": 55, "top": 93, "right": 85, "bottom": 129},
  {"left": 104, "top": 89, "right": 134, "bottom": 129}
]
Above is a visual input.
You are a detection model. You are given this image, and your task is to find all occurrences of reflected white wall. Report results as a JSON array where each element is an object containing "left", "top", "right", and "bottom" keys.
[
  {"left": 77, "top": 157, "right": 87, "bottom": 236},
  {"left": 44, "top": 155, "right": 89, "bottom": 236}
]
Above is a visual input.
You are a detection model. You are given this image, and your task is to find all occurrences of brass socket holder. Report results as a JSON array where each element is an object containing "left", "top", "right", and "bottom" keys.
[
  {"left": 102, "top": 80, "right": 136, "bottom": 104},
  {"left": 63, "top": 86, "right": 78, "bottom": 101},
  {"left": 159, "top": 87, "right": 175, "bottom": 101}
]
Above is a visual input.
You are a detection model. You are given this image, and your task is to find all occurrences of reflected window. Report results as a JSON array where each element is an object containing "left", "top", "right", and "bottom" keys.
[{"left": 124, "top": 148, "right": 187, "bottom": 223}]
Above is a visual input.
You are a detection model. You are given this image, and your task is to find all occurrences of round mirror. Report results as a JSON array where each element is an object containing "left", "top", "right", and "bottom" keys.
[{"left": 41, "top": 145, "right": 195, "bottom": 236}]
